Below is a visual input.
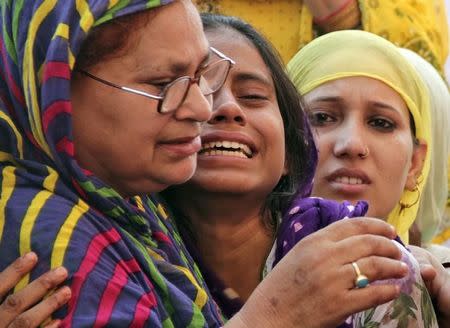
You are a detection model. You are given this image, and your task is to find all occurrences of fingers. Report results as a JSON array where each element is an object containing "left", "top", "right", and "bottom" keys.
[
  {"left": 335, "top": 235, "right": 402, "bottom": 263},
  {"left": 44, "top": 320, "right": 62, "bottom": 328},
  {"left": 344, "top": 283, "right": 401, "bottom": 315},
  {"left": 8, "top": 286, "right": 71, "bottom": 328},
  {"left": 321, "top": 217, "right": 397, "bottom": 242},
  {"left": 343, "top": 257, "right": 408, "bottom": 289},
  {"left": 420, "top": 264, "right": 437, "bottom": 283},
  {"left": 0, "top": 267, "right": 68, "bottom": 327},
  {"left": 0, "top": 252, "right": 38, "bottom": 299}
]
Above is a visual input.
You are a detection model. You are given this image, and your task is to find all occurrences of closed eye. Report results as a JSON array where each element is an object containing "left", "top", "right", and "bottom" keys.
[{"left": 239, "top": 94, "right": 268, "bottom": 100}]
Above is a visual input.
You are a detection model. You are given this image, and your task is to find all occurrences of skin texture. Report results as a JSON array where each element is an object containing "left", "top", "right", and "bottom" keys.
[
  {"left": 305, "top": 76, "right": 427, "bottom": 219},
  {"left": 169, "top": 27, "right": 408, "bottom": 327},
  {"left": 230, "top": 218, "right": 406, "bottom": 328},
  {"left": 71, "top": 0, "right": 212, "bottom": 197},
  {"left": 183, "top": 29, "right": 286, "bottom": 200},
  {"left": 0, "top": 253, "right": 71, "bottom": 328},
  {"left": 303, "top": 0, "right": 356, "bottom": 20}
]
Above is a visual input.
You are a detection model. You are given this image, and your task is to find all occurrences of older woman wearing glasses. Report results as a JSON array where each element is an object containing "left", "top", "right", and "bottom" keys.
[{"left": 0, "top": 0, "right": 235, "bottom": 326}]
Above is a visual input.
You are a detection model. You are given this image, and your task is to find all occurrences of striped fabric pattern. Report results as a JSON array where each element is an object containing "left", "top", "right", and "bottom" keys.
[{"left": 0, "top": 1, "right": 223, "bottom": 326}]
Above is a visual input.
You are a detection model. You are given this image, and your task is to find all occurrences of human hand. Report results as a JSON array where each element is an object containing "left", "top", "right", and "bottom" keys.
[
  {"left": 0, "top": 252, "right": 71, "bottom": 328},
  {"left": 302, "top": 0, "right": 355, "bottom": 20},
  {"left": 409, "top": 245, "right": 450, "bottom": 327},
  {"left": 230, "top": 218, "right": 407, "bottom": 328}
]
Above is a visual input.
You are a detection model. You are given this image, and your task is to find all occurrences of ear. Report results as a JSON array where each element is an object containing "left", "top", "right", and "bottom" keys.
[{"left": 405, "top": 139, "right": 427, "bottom": 191}]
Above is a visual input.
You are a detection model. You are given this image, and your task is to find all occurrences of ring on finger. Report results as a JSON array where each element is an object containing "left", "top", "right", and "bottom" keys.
[{"left": 352, "top": 261, "right": 369, "bottom": 288}]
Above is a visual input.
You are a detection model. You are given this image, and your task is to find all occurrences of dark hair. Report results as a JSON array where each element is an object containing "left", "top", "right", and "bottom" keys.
[
  {"left": 74, "top": 10, "right": 156, "bottom": 71},
  {"left": 201, "top": 13, "right": 317, "bottom": 220}
]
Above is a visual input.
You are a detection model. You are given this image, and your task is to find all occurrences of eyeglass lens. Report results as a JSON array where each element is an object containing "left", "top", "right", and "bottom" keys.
[{"left": 160, "top": 59, "right": 231, "bottom": 113}]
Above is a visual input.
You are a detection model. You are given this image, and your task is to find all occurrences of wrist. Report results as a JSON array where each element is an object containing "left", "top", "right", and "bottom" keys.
[
  {"left": 312, "top": 0, "right": 353, "bottom": 23},
  {"left": 312, "top": 0, "right": 361, "bottom": 32}
]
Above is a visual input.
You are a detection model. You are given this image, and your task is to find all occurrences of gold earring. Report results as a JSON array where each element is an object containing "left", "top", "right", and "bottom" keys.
[{"left": 399, "top": 184, "right": 420, "bottom": 212}]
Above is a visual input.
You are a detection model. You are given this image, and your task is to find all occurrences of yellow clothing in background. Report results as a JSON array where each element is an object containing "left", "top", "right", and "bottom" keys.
[{"left": 195, "top": 0, "right": 448, "bottom": 73}]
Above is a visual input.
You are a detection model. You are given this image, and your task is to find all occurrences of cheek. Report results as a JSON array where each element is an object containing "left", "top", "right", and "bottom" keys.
[
  {"left": 311, "top": 133, "right": 332, "bottom": 173},
  {"left": 376, "top": 133, "right": 414, "bottom": 181},
  {"left": 264, "top": 111, "right": 286, "bottom": 167}
]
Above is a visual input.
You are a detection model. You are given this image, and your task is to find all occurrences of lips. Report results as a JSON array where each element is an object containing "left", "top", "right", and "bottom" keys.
[
  {"left": 326, "top": 168, "right": 371, "bottom": 185},
  {"left": 200, "top": 140, "right": 253, "bottom": 158},
  {"left": 158, "top": 135, "right": 202, "bottom": 157},
  {"left": 199, "top": 132, "right": 256, "bottom": 159}
]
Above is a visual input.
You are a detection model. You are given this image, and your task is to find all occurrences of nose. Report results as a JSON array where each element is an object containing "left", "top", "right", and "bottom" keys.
[
  {"left": 209, "top": 88, "right": 247, "bottom": 125},
  {"left": 174, "top": 83, "right": 212, "bottom": 122},
  {"left": 333, "top": 119, "right": 369, "bottom": 159}
]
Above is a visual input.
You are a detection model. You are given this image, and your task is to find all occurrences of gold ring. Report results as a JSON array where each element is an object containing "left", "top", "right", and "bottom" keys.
[{"left": 352, "top": 262, "right": 369, "bottom": 288}]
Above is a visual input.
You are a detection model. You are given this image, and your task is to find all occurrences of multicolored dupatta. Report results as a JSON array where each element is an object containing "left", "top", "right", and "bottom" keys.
[{"left": 0, "top": 1, "right": 223, "bottom": 326}]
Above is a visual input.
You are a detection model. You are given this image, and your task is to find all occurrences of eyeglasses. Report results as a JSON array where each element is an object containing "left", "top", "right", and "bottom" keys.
[{"left": 76, "top": 47, "right": 235, "bottom": 114}]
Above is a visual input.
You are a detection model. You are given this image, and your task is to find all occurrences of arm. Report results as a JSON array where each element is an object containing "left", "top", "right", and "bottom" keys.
[
  {"left": 303, "top": 0, "right": 361, "bottom": 32},
  {"left": 226, "top": 218, "right": 408, "bottom": 328},
  {"left": 304, "top": 0, "right": 447, "bottom": 73},
  {"left": 303, "top": 0, "right": 357, "bottom": 21},
  {"left": 0, "top": 253, "right": 70, "bottom": 328}
]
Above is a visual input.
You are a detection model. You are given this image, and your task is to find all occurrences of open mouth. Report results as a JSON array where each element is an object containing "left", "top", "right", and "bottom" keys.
[{"left": 199, "top": 140, "right": 253, "bottom": 158}]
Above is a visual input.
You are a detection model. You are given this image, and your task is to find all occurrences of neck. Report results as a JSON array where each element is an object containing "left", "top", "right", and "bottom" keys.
[{"left": 166, "top": 187, "right": 275, "bottom": 301}]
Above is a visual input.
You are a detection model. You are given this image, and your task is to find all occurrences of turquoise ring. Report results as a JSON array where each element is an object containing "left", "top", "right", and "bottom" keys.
[{"left": 352, "top": 262, "right": 369, "bottom": 288}]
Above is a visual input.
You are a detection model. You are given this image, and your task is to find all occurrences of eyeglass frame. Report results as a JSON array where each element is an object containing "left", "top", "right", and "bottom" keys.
[{"left": 75, "top": 46, "right": 235, "bottom": 114}]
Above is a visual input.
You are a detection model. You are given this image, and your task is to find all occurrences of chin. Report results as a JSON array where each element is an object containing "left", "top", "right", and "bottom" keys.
[{"left": 166, "top": 165, "right": 197, "bottom": 186}]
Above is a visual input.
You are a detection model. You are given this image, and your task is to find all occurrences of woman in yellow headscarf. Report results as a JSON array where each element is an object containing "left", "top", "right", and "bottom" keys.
[
  {"left": 287, "top": 29, "right": 431, "bottom": 245},
  {"left": 194, "top": 0, "right": 448, "bottom": 75},
  {"left": 287, "top": 29, "right": 437, "bottom": 325}
]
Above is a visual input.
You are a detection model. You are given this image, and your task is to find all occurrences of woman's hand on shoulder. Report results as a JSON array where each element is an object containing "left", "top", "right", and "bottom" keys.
[
  {"left": 228, "top": 217, "right": 407, "bottom": 328},
  {"left": 0, "top": 253, "right": 71, "bottom": 328}
]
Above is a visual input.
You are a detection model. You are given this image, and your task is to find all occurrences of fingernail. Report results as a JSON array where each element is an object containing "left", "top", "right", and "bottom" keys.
[
  {"left": 400, "top": 262, "right": 408, "bottom": 273},
  {"left": 389, "top": 224, "right": 396, "bottom": 234},
  {"left": 23, "top": 251, "right": 37, "bottom": 262},
  {"left": 54, "top": 266, "right": 68, "bottom": 277},
  {"left": 59, "top": 286, "right": 72, "bottom": 298}
]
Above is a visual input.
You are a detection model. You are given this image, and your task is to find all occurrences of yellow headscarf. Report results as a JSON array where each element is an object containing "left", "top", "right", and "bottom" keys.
[{"left": 287, "top": 30, "right": 431, "bottom": 243}]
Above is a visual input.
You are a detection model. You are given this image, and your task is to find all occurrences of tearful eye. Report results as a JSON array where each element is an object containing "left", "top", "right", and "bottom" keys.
[
  {"left": 308, "top": 112, "right": 335, "bottom": 126},
  {"left": 368, "top": 118, "right": 395, "bottom": 131}
]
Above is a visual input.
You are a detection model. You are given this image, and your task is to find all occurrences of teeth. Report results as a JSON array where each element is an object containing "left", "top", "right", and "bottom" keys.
[
  {"left": 201, "top": 149, "right": 247, "bottom": 158},
  {"left": 242, "top": 144, "right": 251, "bottom": 154},
  {"left": 335, "top": 176, "right": 363, "bottom": 185},
  {"left": 200, "top": 140, "right": 253, "bottom": 157}
]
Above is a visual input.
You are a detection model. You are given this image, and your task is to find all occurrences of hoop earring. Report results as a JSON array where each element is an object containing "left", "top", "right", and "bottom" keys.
[
  {"left": 359, "top": 147, "right": 369, "bottom": 159},
  {"left": 399, "top": 184, "right": 420, "bottom": 213}
]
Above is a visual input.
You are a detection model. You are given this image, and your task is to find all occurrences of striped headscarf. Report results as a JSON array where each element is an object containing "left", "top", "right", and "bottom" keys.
[
  {"left": 0, "top": 1, "right": 223, "bottom": 326},
  {"left": 287, "top": 30, "right": 432, "bottom": 243}
]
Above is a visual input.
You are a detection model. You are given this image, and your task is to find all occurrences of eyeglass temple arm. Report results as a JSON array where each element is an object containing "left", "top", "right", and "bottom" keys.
[{"left": 210, "top": 47, "right": 236, "bottom": 65}]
